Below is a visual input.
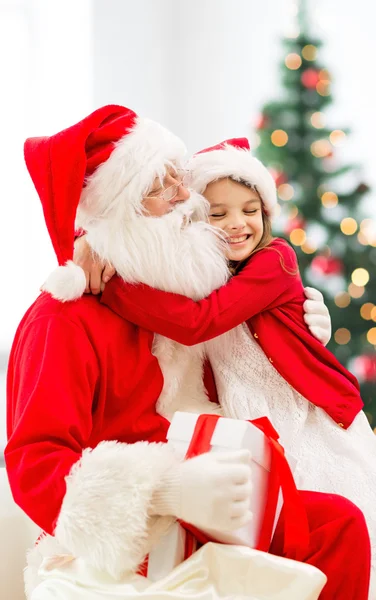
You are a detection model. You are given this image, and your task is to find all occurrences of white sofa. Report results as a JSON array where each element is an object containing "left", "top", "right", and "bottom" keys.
[{"left": 0, "top": 467, "right": 39, "bottom": 600}]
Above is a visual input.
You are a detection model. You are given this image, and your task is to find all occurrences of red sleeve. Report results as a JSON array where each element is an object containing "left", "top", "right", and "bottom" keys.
[
  {"left": 101, "top": 240, "right": 303, "bottom": 346},
  {"left": 5, "top": 315, "right": 98, "bottom": 534}
]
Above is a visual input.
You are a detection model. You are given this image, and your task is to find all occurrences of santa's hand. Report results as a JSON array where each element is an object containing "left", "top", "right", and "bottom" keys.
[
  {"left": 73, "top": 235, "right": 116, "bottom": 294},
  {"left": 152, "top": 450, "right": 253, "bottom": 532},
  {"left": 303, "top": 286, "right": 332, "bottom": 346}
]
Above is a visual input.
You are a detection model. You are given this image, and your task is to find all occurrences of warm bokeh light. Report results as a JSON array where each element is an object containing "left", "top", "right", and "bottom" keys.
[
  {"left": 321, "top": 191, "right": 338, "bottom": 208},
  {"left": 271, "top": 130, "right": 289, "bottom": 147},
  {"left": 367, "top": 328, "right": 376, "bottom": 345},
  {"left": 371, "top": 307, "right": 376, "bottom": 322},
  {"left": 334, "top": 292, "right": 351, "bottom": 308},
  {"left": 278, "top": 183, "right": 294, "bottom": 201},
  {"left": 311, "top": 112, "right": 325, "bottom": 128},
  {"left": 316, "top": 81, "right": 331, "bottom": 96},
  {"left": 285, "top": 53, "right": 302, "bottom": 70},
  {"left": 357, "top": 231, "right": 369, "bottom": 246},
  {"left": 301, "top": 241, "right": 317, "bottom": 254},
  {"left": 290, "top": 228, "right": 306, "bottom": 246},
  {"left": 289, "top": 206, "right": 299, "bottom": 219},
  {"left": 360, "top": 303, "right": 375, "bottom": 320},
  {"left": 348, "top": 283, "right": 365, "bottom": 298},
  {"left": 340, "top": 217, "right": 358, "bottom": 235},
  {"left": 302, "top": 44, "right": 317, "bottom": 61},
  {"left": 330, "top": 130, "right": 346, "bottom": 147},
  {"left": 334, "top": 328, "right": 351, "bottom": 345},
  {"left": 360, "top": 219, "right": 376, "bottom": 246},
  {"left": 311, "top": 139, "right": 331, "bottom": 158},
  {"left": 351, "top": 268, "right": 370, "bottom": 287}
]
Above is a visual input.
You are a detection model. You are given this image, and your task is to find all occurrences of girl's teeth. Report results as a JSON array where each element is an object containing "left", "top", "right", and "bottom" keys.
[{"left": 230, "top": 236, "right": 247, "bottom": 243}]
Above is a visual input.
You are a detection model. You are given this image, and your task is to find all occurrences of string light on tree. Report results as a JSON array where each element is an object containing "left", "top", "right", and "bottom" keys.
[
  {"left": 302, "top": 44, "right": 317, "bottom": 61},
  {"left": 330, "top": 130, "right": 346, "bottom": 147},
  {"left": 311, "top": 139, "right": 331, "bottom": 158},
  {"left": 271, "top": 130, "right": 289, "bottom": 147},
  {"left": 311, "top": 112, "right": 326, "bottom": 128},
  {"left": 334, "top": 328, "right": 351, "bottom": 345},
  {"left": 285, "top": 53, "right": 302, "bottom": 70},
  {"left": 348, "top": 283, "right": 365, "bottom": 299},
  {"left": 321, "top": 191, "right": 338, "bottom": 208},
  {"left": 301, "top": 241, "right": 318, "bottom": 254},
  {"left": 316, "top": 69, "right": 331, "bottom": 96},
  {"left": 367, "top": 328, "right": 376, "bottom": 345},
  {"left": 352, "top": 268, "right": 370, "bottom": 287},
  {"left": 340, "top": 217, "right": 358, "bottom": 235},
  {"left": 278, "top": 183, "right": 295, "bottom": 201},
  {"left": 290, "top": 228, "right": 307, "bottom": 246},
  {"left": 361, "top": 303, "right": 375, "bottom": 320},
  {"left": 335, "top": 292, "right": 351, "bottom": 308}
]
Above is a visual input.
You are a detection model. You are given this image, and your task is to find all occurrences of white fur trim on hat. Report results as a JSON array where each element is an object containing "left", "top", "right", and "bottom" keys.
[
  {"left": 186, "top": 144, "right": 277, "bottom": 215},
  {"left": 76, "top": 117, "right": 187, "bottom": 231},
  {"left": 41, "top": 261, "right": 87, "bottom": 302}
]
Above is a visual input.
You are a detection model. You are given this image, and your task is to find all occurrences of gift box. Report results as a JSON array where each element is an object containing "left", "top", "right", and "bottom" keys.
[
  {"left": 167, "top": 412, "right": 308, "bottom": 556},
  {"left": 139, "top": 522, "right": 197, "bottom": 582}
]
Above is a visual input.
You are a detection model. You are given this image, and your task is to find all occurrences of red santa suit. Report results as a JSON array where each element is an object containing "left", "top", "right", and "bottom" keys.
[{"left": 5, "top": 114, "right": 371, "bottom": 600}]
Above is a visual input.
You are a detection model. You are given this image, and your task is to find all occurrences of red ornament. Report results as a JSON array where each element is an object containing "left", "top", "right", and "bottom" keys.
[
  {"left": 352, "top": 355, "right": 376, "bottom": 382},
  {"left": 301, "top": 69, "right": 320, "bottom": 89},
  {"left": 311, "top": 255, "right": 343, "bottom": 275},
  {"left": 256, "top": 114, "right": 269, "bottom": 130},
  {"left": 285, "top": 216, "right": 306, "bottom": 236},
  {"left": 274, "top": 171, "right": 288, "bottom": 186}
]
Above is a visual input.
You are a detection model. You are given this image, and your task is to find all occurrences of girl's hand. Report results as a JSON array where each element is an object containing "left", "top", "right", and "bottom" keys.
[
  {"left": 303, "top": 286, "right": 332, "bottom": 346},
  {"left": 73, "top": 236, "right": 115, "bottom": 294}
]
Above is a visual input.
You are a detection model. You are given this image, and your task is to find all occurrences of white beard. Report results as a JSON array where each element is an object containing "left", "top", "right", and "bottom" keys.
[{"left": 87, "top": 192, "right": 230, "bottom": 419}]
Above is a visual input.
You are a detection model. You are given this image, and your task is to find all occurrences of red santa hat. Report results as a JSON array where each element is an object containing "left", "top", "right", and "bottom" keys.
[
  {"left": 186, "top": 138, "right": 277, "bottom": 215},
  {"left": 24, "top": 104, "right": 186, "bottom": 300}
]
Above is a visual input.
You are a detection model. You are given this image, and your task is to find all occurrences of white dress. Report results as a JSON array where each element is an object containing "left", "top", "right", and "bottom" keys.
[{"left": 205, "top": 324, "right": 376, "bottom": 598}]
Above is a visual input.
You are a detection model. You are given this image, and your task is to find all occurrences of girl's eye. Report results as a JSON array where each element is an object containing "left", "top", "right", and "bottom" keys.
[
  {"left": 210, "top": 214, "right": 225, "bottom": 218},
  {"left": 244, "top": 209, "right": 257, "bottom": 215}
]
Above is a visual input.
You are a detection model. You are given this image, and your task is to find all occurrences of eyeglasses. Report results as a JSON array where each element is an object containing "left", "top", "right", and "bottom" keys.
[{"left": 145, "top": 170, "right": 192, "bottom": 202}]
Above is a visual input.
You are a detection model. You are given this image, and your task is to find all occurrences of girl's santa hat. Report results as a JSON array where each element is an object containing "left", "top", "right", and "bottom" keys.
[
  {"left": 186, "top": 138, "right": 277, "bottom": 215},
  {"left": 24, "top": 104, "right": 186, "bottom": 301}
]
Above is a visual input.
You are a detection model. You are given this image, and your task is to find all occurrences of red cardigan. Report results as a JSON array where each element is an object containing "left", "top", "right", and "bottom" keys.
[{"left": 101, "top": 238, "right": 363, "bottom": 429}]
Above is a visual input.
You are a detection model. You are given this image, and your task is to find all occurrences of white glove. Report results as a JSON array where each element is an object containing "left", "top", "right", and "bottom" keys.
[
  {"left": 152, "top": 450, "right": 253, "bottom": 533},
  {"left": 303, "top": 286, "right": 332, "bottom": 346}
]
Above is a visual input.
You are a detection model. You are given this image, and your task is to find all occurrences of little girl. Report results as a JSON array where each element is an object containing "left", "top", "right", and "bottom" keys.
[{"left": 91, "top": 138, "right": 376, "bottom": 593}]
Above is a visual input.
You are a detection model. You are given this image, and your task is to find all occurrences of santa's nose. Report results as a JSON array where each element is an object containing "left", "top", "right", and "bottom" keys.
[{"left": 171, "top": 183, "right": 190, "bottom": 204}]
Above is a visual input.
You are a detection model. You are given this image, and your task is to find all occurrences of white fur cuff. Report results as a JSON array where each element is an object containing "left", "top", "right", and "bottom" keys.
[{"left": 54, "top": 441, "right": 178, "bottom": 579}]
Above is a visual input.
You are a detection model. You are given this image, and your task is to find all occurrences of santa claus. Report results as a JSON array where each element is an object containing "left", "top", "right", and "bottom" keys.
[{"left": 5, "top": 105, "right": 370, "bottom": 599}]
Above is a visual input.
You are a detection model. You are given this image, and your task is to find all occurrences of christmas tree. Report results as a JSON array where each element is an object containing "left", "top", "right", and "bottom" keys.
[{"left": 254, "top": 0, "right": 376, "bottom": 425}]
